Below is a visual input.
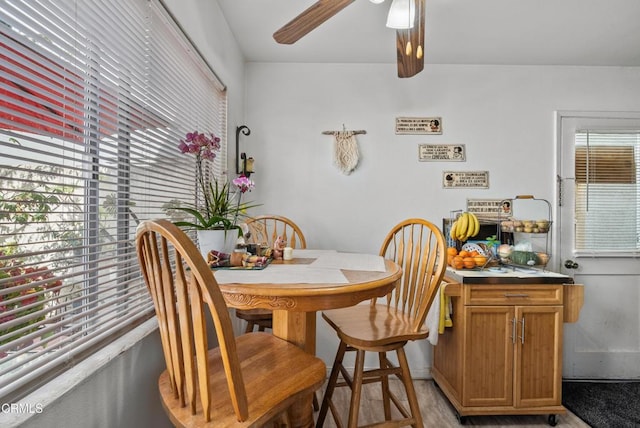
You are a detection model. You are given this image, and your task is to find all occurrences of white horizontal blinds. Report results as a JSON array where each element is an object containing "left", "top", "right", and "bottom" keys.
[
  {"left": 146, "top": 1, "right": 228, "bottom": 190},
  {"left": 0, "top": 0, "right": 226, "bottom": 400},
  {"left": 574, "top": 131, "right": 640, "bottom": 252}
]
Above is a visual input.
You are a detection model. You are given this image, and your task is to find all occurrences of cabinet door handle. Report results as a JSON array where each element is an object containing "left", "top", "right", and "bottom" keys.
[
  {"left": 504, "top": 293, "right": 529, "bottom": 298},
  {"left": 511, "top": 317, "right": 517, "bottom": 344},
  {"left": 520, "top": 317, "right": 525, "bottom": 344}
]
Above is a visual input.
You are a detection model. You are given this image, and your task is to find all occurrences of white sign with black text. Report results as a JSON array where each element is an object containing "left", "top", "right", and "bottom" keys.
[
  {"left": 443, "top": 171, "right": 489, "bottom": 188},
  {"left": 418, "top": 144, "right": 465, "bottom": 161},
  {"left": 395, "top": 117, "right": 442, "bottom": 134},
  {"left": 467, "top": 198, "right": 512, "bottom": 219}
]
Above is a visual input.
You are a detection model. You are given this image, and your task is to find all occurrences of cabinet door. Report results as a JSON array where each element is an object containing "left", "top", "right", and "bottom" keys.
[
  {"left": 515, "top": 306, "right": 563, "bottom": 408},
  {"left": 463, "top": 306, "right": 515, "bottom": 407}
]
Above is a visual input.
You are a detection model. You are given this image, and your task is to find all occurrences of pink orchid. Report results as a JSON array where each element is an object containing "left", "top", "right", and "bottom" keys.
[
  {"left": 232, "top": 175, "right": 255, "bottom": 194},
  {"left": 176, "top": 131, "right": 259, "bottom": 231}
]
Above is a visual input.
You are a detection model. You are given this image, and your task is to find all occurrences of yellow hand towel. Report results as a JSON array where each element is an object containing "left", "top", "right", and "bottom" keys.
[{"left": 438, "top": 283, "right": 453, "bottom": 334}]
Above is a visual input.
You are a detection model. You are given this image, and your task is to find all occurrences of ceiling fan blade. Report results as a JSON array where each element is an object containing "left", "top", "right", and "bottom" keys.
[
  {"left": 396, "top": 0, "right": 425, "bottom": 78},
  {"left": 273, "top": 0, "right": 356, "bottom": 44}
]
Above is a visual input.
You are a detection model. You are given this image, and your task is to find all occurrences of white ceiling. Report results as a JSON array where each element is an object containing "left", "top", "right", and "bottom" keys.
[{"left": 217, "top": 0, "right": 640, "bottom": 67}]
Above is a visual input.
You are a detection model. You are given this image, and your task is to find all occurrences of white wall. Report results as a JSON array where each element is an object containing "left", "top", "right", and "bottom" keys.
[{"left": 242, "top": 62, "right": 640, "bottom": 374}]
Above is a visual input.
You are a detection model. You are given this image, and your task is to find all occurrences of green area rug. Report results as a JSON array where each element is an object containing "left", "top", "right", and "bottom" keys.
[{"left": 562, "top": 381, "right": 640, "bottom": 428}]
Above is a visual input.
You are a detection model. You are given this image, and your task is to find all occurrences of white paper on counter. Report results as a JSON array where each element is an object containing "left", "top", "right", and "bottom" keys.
[
  {"left": 310, "top": 252, "right": 386, "bottom": 272},
  {"left": 448, "top": 267, "right": 569, "bottom": 279},
  {"left": 213, "top": 264, "right": 349, "bottom": 284}
]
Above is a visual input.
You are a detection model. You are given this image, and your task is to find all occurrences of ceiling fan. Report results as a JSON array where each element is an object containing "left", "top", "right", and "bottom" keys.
[{"left": 273, "top": 0, "right": 425, "bottom": 78}]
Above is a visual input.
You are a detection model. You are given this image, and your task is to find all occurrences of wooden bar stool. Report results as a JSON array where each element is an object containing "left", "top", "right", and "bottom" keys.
[{"left": 316, "top": 218, "right": 447, "bottom": 427}]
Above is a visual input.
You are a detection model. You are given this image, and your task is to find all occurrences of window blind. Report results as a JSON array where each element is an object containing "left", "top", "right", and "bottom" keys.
[
  {"left": 574, "top": 131, "right": 640, "bottom": 252},
  {"left": 0, "top": 0, "right": 227, "bottom": 400}
]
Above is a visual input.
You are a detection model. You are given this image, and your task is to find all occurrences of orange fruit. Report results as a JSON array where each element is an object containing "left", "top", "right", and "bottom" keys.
[
  {"left": 473, "top": 255, "right": 488, "bottom": 267},
  {"left": 447, "top": 247, "right": 458, "bottom": 257},
  {"left": 463, "top": 257, "right": 476, "bottom": 269},
  {"left": 469, "top": 250, "right": 479, "bottom": 257},
  {"left": 451, "top": 256, "right": 464, "bottom": 270},
  {"left": 458, "top": 250, "right": 469, "bottom": 258}
]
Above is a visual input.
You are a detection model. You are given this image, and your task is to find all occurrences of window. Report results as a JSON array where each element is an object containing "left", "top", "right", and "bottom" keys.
[
  {"left": 574, "top": 131, "right": 640, "bottom": 252},
  {"left": 0, "top": 0, "right": 227, "bottom": 400}
]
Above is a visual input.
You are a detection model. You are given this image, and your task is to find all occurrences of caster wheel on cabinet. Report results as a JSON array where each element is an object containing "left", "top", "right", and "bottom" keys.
[{"left": 548, "top": 414, "right": 558, "bottom": 426}]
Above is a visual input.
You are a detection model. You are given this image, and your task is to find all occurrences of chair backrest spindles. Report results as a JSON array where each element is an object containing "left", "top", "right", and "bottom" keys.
[
  {"left": 136, "top": 219, "right": 250, "bottom": 423},
  {"left": 378, "top": 218, "right": 447, "bottom": 332},
  {"left": 245, "top": 215, "right": 307, "bottom": 249}
]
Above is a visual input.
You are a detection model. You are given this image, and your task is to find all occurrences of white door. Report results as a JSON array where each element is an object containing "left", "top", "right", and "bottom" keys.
[{"left": 557, "top": 111, "right": 640, "bottom": 380}]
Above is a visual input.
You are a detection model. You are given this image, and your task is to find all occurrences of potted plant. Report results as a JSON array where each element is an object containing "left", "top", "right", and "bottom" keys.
[{"left": 172, "top": 131, "right": 258, "bottom": 256}]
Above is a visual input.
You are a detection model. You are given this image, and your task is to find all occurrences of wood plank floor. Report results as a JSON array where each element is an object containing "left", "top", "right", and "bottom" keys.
[{"left": 314, "top": 379, "right": 590, "bottom": 427}]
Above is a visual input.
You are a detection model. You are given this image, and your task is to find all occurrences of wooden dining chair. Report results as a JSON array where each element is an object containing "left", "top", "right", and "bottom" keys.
[
  {"left": 245, "top": 214, "right": 307, "bottom": 250},
  {"left": 316, "top": 218, "right": 447, "bottom": 428},
  {"left": 236, "top": 215, "right": 307, "bottom": 334},
  {"left": 135, "top": 219, "right": 326, "bottom": 427}
]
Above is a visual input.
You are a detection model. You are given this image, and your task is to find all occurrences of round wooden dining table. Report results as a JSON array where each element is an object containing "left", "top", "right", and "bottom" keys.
[{"left": 215, "top": 255, "right": 402, "bottom": 428}]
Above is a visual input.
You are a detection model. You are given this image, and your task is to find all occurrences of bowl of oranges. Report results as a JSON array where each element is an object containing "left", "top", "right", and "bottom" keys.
[{"left": 447, "top": 245, "right": 489, "bottom": 270}]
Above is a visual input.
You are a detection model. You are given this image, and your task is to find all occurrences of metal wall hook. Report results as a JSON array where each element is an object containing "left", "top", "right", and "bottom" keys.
[{"left": 235, "top": 125, "right": 254, "bottom": 177}]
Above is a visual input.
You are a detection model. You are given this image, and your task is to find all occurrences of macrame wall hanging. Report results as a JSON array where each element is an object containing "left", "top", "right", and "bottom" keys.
[{"left": 321, "top": 126, "right": 366, "bottom": 175}]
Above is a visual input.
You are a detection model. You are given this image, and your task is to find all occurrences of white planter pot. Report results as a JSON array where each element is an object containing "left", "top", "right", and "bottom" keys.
[{"left": 196, "top": 229, "right": 238, "bottom": 260}]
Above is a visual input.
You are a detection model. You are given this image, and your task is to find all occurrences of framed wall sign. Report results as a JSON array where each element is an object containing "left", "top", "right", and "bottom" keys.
[
  {"left": 443, "top": 171, "right": 489, "bottom": 188},
  {"left": 395, "top": 117, "right": 442, "bottom": 134},
  {"left": 418, "top": 144, "right": 465, "bottom": 161},
  {"left": 467, "top": 198, "right": 512, "bottom": 219}
]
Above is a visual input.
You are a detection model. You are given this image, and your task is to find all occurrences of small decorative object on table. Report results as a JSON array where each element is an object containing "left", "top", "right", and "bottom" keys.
[
  {"left": 206, "top": 250, "right": 269, "bottom": 269},
  {"left": 271, "top": 236, "right": 286, "bottom": 260}
]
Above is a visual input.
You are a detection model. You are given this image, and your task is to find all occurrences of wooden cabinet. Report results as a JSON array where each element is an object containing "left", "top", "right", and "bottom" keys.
[{"left": 432, "top": 280, "right": 572, "bottom": 425}]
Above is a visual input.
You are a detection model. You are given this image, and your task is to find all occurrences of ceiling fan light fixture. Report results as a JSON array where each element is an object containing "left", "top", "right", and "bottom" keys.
[{"left": 386, "top": 0, "right": 415, "bottom": 29}]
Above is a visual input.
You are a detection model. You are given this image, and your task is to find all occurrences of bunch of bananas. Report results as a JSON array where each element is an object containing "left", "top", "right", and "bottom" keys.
[{"left": 449, "top": 212, "right": 480, "bottom": 242}]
